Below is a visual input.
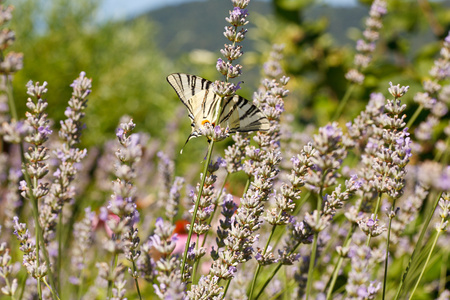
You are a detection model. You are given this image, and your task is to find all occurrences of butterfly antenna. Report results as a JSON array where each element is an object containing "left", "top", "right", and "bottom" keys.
[{"left": 180, "top": 134, "right": 194, "bottom": 154}]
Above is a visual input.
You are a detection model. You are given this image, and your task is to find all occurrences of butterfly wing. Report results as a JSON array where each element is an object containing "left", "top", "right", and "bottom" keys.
[
  {"left": 167, "top": 73, "right": 270, "bottom": 135},
  {"left": 218, "top": 94, "right": 270, "bottom": 133},
  {"left": 166, "top": 73, "right": 214, "bottom": 123}
]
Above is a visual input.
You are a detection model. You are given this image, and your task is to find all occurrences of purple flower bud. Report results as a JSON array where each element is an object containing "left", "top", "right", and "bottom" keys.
[
  {"left": 234, "top": 81, "right": 242, "bottom": 91},
  {"left": 171, "top": 233, "right": 179, "bottom": 243},
  {"left": 155, "top": 217, "right": 163, "bottom": 228},
  {"left": 116, "top": 128, "right": 125, "bottom": 140},
  {"left": 38, "top": 125, "right": 52, "bottom": 136},
  {"left": 357, "top": 286, "right": 369, "bottom": 298},
  {"left": 255, "top": 252, "right": 262, "bottom": 261},
  {"left": 53, "top": 168, "right": 61, "bottom": 178},
  {"left": 99, "top": 207, "right": 108, "bottom": 221}
]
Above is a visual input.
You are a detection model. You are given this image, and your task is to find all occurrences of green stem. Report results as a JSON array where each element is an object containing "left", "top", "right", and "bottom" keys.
[
  {"left": 76, "top": 269, "right": 84, "bottom": 300},
  {"left": 408, "top": 225, "right": 443, "bottom": 299},
  {"left": 57, "top": 213, "right": 62, "bottom": 295},
  {"left": 382, "top": 198, "right": 397, "bottom": 300},
  {"left": 243, "top": 177, "right": 251, "bottom": 195},
  {"left": 42, "top": 278, "right": 60, "bottom": 300},
  {"left": 253, "top": 193, "right": 311, "bottom": 299},
  {"left": 305, "top": 232, "right": 319, "bottom": 300},
  {"left": 254, "top": 241, "right": 302, "bottom": 300},
  {"left": 222, "top": 279, "right": 231, "bottom": 299},
  {"left": 19, "top": 272, "right": 28, "bottom": 300},
  {"left": 332, "top": 84, "right": 355, "bottom": 121},
  {"left": 435, "top": 136, "right": 450, "bottom": 163},
  {"left": 248, "top": 225, "right": 277, "bottom": 299},
  {"left": 406, "top": 104, "right": 423, "bottom": 129},
  {"left": 305, "top": 183, "right": 325, "bottom": 300},
  {"left": 132, "top": 260, "right": 143, "bottom": 300},
  {"left": 255, "top": 263, "right": 282, "bottom": 300},
  {"left": 325, "top": 223, "right": 357, "bottom": 300},
  {"left": 325, "top": 198, "right": 365, "bottom": 299},
  {"left": 107, "top": 237, "right": 120, "bottom": 298},
  {"left": 181, "top": 140, "right": 215, "bottom": 279},
  {"left": 270, "top": 192, "right": 311, "bottom": 251},
  {"left": 394, "top": 191, "right": 443, "bottom": 300},
  {"left": 439, "top": 250, "right": 448, "bottom": 294},
  {"left": 32, "top": 195, "right": 42, "bottom": 300},
  {"left": 4, "top": 76, "right": 18, "bottom": 121},
  {"left": 292, "top": 191, "right": 311, "bottom": 216},
  {"left": 192, "top": 234, "right": 201, "bottom": 284},
  {"left": 192, "top": 173, "right": 229, "bottom": 284}
]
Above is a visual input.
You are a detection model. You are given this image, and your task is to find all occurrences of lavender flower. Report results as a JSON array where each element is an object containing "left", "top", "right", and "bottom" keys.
[
  {"left": 224, "top": 132, "right": 250, "bottom": 173},
  {"left": 345, "top": 0, "right": 387, "bottom": 84},
  {"left": 414, "top": 31, "right": 450, "bottom": 144},
  {"left": 150, "top": 218, "right": 186, "bottom": 299},
  {"left": 436, "top": 193, "right": 450, "bottom": 232},
  {"left": 371, "top": 82, "right": 410, "bottom": 199},
  {"left": 2, "top": 120, "right": 31, "bottom": 143},
  {"left": 99, "top": 119, "right": 143, "bottom": 296},
  {"left": 344, "top": 233, "right": 383, "bottom": 299},
  {"left": 12, "top": 216, "right": 48, "bottom": 281},
  {"left": 212, "top": 0, "right": 249, "bottom": 97},
  {"left": 165, "top": 176, "right": 185, "bottom": 222},
  {"left": 136, "top": 238, "right": 157, "bottom": 282},
  {"left": 41, "top": 72, "right": 90, "bottom": 243},
  {"left": 198, "top": 123, "right": 229, "bottom": 142},
  {"left": 21, "top": 81, "right": 51, "bottom": 202},
  {"left": 252, "top": 44, "right": 290, "bottom": 148},
  {"left": 70, "top": 207, "right": 95, "bottom": 283},
  {"left": 307, "top": 122, "right": 348, "bottom": 192},
  {"left": 0, "top": 234, "right": 18, "bottom": 297},
  {"left": 187, "top": 275, "right": 223, "bottom": 299},
  {"left": 157, "top": 151, "right": 174, "bottom": 203},
  {"left": 357, "top": 214, "right": 386, "bottom": 237},
  {"left": 0, "top": 4, "right": 23, "bottom": 75},
  {"left": 216, "top": 193, "right": 237, "bottom": 248},
  {"left": 3, "top": 168, "right": 22, "bottom": 229}
]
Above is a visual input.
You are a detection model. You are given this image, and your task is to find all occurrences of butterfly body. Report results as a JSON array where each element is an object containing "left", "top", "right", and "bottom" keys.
[{"left": 167, "top": 73, "right": 270, "bottom": 144}]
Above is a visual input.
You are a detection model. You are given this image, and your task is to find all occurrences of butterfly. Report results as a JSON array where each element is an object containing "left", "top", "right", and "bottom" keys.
[{"left": 166, "top": 73, "right": 270, "bottom": 149}]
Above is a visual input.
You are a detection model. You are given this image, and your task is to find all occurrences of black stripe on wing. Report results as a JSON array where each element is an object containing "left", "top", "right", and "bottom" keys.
[
  {"left": 204, "top": 91, "right": 219, "bottom": 119},
  {"left": 166, "top": 73, "right": 213, "bottom": 117},
  {"left": 218, "top": 96, "right": 243, "bottom": 124}
]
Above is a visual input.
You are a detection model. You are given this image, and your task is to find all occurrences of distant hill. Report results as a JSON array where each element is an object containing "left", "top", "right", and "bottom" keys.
[{"left": 144, "top": 0, "right": 370, "bottom": 58}]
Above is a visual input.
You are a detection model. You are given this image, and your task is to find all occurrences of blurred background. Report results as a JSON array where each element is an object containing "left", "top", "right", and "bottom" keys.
[
  {"left": 2, "top": 1, "right": 450, "bottom": 298},
  {"left": 8, "top": 0, "right": 450, "bottom": 173}
]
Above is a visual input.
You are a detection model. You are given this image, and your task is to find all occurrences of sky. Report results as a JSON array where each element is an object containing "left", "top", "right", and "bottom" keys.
[{"left": 100, "top": 0, "right": 358, "bottom": 20}]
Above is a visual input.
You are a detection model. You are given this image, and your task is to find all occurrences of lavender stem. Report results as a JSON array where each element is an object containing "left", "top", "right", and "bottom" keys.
[
  {"left": 393, "top": 191, "right": 443, "bottom": 299},
  {"left": 254, "top": 241, "right": 302, "bottom": 300},
  {"left": 248, "top": 225, "right": 277, "bottom": 299},
  {"left": 382, "top": 197, "right": 397, "bottom": 299},
  {"left": 325, "top": 223, "right": 357, "bottom": 299},
  {"left": 305, "top": 182, "right": 325, "bottom": 300},
  {"left": 406, "top": 104, "right": 424, "bottom": 129},
  {"left": 181, "top": 140, "right": 215, "bottom": 279},
  {"left": 408, "top": 214, "right": 445, "bottom": 299},
  {"left": 332, "top": 84, "right": 356, "bottom": 121}
]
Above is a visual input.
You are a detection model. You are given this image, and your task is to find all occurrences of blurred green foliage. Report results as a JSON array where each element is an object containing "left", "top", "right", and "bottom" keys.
[{"left": 10, "top": 0, "right": 177, "bottom": 147}]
